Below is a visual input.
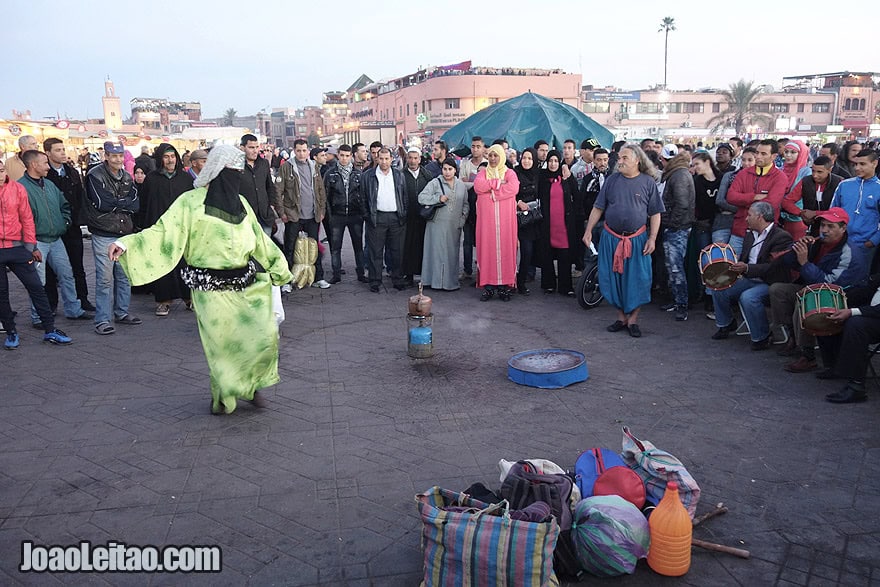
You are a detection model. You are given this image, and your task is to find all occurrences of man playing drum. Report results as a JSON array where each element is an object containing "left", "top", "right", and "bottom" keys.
[
  {"left": 814, "top": 275, "right": 880, "bottom": 403},
  {"left": 710, "top": 202, "right": 794, "bottom": 349},
  {"left": 771, "top": 207, "right": 870, "bottom": 372}
]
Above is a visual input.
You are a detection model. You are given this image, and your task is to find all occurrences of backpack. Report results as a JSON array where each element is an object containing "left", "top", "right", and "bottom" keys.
[
  {"left": 500, "top": 460, "right": 583, "bottom": 580},
  {"left": 574, "top": 448, "right": 646, "bottom": 509}
]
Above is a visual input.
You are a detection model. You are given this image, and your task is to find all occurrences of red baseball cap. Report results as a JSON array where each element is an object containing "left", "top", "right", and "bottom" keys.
[{"left": 815, "top": 207, "right": 849, "bottom": 224}]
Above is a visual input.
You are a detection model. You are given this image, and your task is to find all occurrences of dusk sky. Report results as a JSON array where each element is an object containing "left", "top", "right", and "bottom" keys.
[{"left": 6, "top": 0, "right": 869, "bottom": 121}]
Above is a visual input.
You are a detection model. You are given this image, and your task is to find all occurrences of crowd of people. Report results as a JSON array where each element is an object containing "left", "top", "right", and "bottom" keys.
[{"left": 3, "top": 130, "right": 880, "bottom": 406}]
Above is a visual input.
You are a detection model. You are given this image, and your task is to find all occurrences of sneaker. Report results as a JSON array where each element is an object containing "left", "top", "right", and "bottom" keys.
[
  {"left": 155, "top": 303, "right": 171, "bottom": 316},
  {"left": 674, "top": 305, "right": 688, "bottom": 321},
  {"left": 280, "top": 284, "right": 293, "bottom": 294},
  {"left": 311, "top": 279, "right": 331, "bottom": 289},
  {"left": 4, "top": 332, "right": 19, "bottom": 350},
  {"left": 43, "top": 328, "right": 72, "bottom": 345},
  {"left": 80, "top": 300, "right": 96, "bottom": 312},
  {"left": 659, "top": 303, "right": 676, "bottom": 312},
  {"left": 329, "top": 275, "right": 342, "bottom": 284},
  {"left": 705, "top": 312, "right": 716, "bottom": 320}
]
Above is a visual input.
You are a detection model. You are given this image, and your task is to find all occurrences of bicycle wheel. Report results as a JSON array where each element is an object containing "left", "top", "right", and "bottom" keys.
[{"left": 576, "top": 262, "right": 603, "bottom": 309}]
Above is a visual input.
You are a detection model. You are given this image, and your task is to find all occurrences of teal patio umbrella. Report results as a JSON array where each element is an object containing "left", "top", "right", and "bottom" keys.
[{"left": 441, "top": 92, "right": 615, "bottom": 155}]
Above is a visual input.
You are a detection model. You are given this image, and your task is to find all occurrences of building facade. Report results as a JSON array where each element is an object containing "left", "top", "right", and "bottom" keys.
[
  {"left": 781, "top": 71, "right": 880, "bottom": 138},
  {"left": 340, "top": 62, "right": 581, "bottom": 146},
  {"left": 582, "top": 87, "right": 838, "bottom": 140},
  {"left": 130, "top": 97, "right": 202, "bottom": 133}
]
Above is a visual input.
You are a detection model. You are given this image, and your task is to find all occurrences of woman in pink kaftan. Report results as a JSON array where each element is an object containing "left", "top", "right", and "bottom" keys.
[{"left": 473, "top": 144, "right": 520, "bottom": 301}]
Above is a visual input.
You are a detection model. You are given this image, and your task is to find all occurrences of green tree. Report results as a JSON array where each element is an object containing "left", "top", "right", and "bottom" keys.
[
  {"left": 223, "top": 108, "right": 237, "bottom": 126},
  {"left": 306, "top": 131, "right": 321, "bottom": 148},
  {"left": 706, "top": 80, "right": 773, "bottom": 134},
  {"left": 658, "top": 17, "right": 676, "bottom": 89}
]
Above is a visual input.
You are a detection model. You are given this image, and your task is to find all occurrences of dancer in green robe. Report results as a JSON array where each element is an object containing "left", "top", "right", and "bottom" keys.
[{"left": 109, "top": 145, "right": 292, "bottom": 414}]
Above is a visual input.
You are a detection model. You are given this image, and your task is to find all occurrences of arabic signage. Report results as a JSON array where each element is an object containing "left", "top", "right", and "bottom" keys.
[{"left": 584, "top": 91, "right": 641, "bottom": 102}]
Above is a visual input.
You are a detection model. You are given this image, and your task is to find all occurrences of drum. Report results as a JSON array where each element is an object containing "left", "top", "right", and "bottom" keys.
[
  {"left": 797, "top": 283, "right": 847, "bottom": 336},
  {"left": 699, "top": 243, "right": 739, "bottom": 290}
]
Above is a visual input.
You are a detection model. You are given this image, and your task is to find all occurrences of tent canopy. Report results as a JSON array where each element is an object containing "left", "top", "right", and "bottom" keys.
[{"left": 441, "top": 92, "right": 614, "bottom": 155}]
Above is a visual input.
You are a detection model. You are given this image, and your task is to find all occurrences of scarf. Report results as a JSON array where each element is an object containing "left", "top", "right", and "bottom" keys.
[
  {"left": 485, "top": 144, "right": 508, "bottom": 180},
  {"left": 197, "top": 145, "right": 247, "bottom": 224},
  {"left": 205, "top": 168, "right": 246, "bottom": 224},
  {"left": 782, "top": 140, "right": 809, "bottom": 191}
]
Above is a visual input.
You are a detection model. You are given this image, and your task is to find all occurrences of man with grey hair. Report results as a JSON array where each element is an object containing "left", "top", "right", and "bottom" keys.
[
  {"left": 709, "top": 201, "right": 793, "bottom": 349},
  {"left": 582, "top": 144, "right": 664, "bottom": 337},
  {"left": 5, "top": 135, "right": 38, "bottom": 181},
  {"left": 187, "top": 149, "right": 208, "bottom": 183}
]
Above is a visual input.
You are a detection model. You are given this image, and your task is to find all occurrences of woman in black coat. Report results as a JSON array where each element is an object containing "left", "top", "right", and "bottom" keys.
[
  {"left": 537, "top": 150, "right": 579, "bottom": 296},
  {"left": 514, "top": 148, "right": 540, "bottom": 295}
]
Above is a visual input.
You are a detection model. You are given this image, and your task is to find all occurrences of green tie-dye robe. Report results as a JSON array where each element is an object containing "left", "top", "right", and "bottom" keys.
[{"left": 118, "top": 187, "right": 293, "bottom": 414}]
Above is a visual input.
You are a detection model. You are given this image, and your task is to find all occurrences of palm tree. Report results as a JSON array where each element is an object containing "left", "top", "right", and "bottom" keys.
[
  {"left": 706, "top": 80, "right": 773, "bottom": 134},
  {"left": 223, "top": 108, "right": 237, "bottom": 126},
  {"left": 658, "top": 17, "right": 676, "bottom": 89}
]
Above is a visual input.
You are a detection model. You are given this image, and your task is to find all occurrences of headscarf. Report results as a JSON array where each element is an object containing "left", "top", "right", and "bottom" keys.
[
  {"left": 543, "top": 149, "right": 562, "bottom": 179},
  {"left": 782, "top": 139, "right": 809, "bottom": 192},
  {"left": 515, "top": 147, "right": 539, "bottom": 185},
  {"left": 195, "top": 145, "right": 247, "bottom": 224},
  {"left": 484, "top": 144, "right": 508, "bottom": 180}
]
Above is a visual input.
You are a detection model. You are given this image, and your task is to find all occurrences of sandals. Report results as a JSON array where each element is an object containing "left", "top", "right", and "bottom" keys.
[
  {"left": 480, "top": 289, "right": 495, "bottom": 302},
  {"left": 95, "top": 322, "right": 115, "bottom": 335},
  {"left": 498, "top": 288, "right": 512, "bottom": 302}
]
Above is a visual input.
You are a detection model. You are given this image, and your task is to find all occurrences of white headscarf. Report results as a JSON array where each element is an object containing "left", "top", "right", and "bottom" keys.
[{"left": 194, "top": 145, "right": 245, "bottom": 188}]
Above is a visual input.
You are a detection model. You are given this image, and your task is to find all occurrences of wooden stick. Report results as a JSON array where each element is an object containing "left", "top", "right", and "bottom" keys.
[
  {"left": 692, "top": 538, "right": 750, "bottom": 559},
  {"left": 692, "top": 503, "right": 728, "bottom": 527}
]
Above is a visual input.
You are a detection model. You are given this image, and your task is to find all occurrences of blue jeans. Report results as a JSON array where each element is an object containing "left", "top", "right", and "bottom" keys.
[
  {"left": 31, "top": 238, "right": 84, "bottom": 323},
  {"left": 711, "top": 228, "right": 731, "bottom": 244},
  {"left": 728, "top": 235, "right": 744, "bottom": 258},
  {"left": 663, "top": 228, "right": 690, "bottom": 306},
  {"left": 92, "top": 234, "right": 131, "bottom": 325},
  {"left": 713, "top": 278, "right": 770, "bottom": 342}
]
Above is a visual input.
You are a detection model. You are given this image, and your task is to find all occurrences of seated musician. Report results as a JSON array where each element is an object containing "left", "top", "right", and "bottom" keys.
[
  {"left": 815, "top": 274, "right": 880, "bottom": 403},
  {"left": 771, "top": 207, "right": 869, "bottom": 372},
  {"left": 711, "top": 201, "right": 793, "bottom": 350}
]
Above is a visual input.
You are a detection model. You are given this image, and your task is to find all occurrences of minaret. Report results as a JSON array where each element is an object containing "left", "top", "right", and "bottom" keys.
[{"left": 102, "top": 77, "right": 123, "bottom": 130}]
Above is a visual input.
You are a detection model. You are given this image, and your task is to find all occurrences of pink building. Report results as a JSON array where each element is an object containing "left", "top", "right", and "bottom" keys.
[
  {"left": 582, "top": 87, "right": 838, "bottom": 140},
  {"left": 343, "top": 63, "right": 581, "bottom": 146}
]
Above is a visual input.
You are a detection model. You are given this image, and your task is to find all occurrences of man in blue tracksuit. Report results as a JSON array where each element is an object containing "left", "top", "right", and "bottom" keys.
[{"left": 830, "top": 148, "right": 880, "bottom": 267}]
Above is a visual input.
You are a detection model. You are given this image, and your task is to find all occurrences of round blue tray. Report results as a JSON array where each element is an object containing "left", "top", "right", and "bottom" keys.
[{"left": 508, "top": 349, "right": 588, "bottom": 389}]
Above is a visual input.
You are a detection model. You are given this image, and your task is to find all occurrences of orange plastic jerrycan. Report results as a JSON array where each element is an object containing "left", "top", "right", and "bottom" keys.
[{"left": 647, "top": 481, "right": 692, "bottom": 576}]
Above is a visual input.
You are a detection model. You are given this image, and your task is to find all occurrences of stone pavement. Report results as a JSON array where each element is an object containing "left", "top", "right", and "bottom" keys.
[{"left": 1, "top": 245, "right": 879, "bottom": 586}]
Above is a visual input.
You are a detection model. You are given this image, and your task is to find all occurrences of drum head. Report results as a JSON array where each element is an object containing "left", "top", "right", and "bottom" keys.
[
  {"left": 802, "top": 312, "right": 843, "bottom": 336},
  {"left": 702, "top": 262, "right": 737, "bottom": 290}
]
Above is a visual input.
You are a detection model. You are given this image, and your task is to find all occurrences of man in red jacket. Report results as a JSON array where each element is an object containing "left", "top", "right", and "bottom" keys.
[{"left": 726, "top": 139, "right": 789, "bottom": 254}]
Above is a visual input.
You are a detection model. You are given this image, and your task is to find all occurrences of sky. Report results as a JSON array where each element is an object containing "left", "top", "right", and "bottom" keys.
[{"left": 6, "top": 0, "right": 872, "bottom": 121}]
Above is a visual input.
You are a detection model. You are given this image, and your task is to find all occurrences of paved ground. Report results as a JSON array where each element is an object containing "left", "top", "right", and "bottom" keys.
[{"left": 1, "top": 241, "right": 878, "bottom": 586}]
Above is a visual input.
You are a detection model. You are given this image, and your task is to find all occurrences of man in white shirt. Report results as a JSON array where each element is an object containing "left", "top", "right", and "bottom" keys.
[
  {"left": 360, "top": 148, "right": 408, "bottom": 292},
  {"left": 710, "top": 202, "right": 794, "bottom": 349}
]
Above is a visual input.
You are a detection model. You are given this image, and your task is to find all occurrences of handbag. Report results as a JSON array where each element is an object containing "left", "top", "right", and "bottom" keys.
[
  {"left": 419, "top": 177, "right": 448, "bottom": 221},
  {"left": 620, "top": 426, "right": 701, "bottom": 517},
  {"left": 419, "top": 202, "right": 445, "bottom": 221},
  {"left": 517, "top": 200, "right": 543, "bottom": 226},
  {"left": 417, "top": 486, "right": 560, "bottom": 587}
]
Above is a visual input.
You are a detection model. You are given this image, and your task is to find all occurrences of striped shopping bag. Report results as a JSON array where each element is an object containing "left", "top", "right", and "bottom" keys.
[
  {"left": 416, "top": 486, "right": 560, "bottom": 587},
  {"left": 620, "top": 426, "right": 701, "bottom": 518}
]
